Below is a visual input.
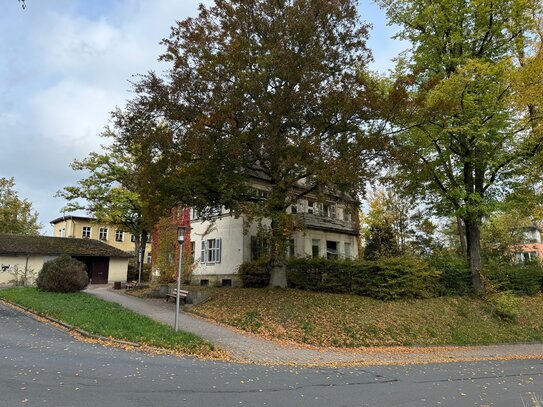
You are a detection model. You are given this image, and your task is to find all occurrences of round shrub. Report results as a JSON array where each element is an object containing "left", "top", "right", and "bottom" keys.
[{"left": 36, "top": 255, "right": 89, "bottom": 293}]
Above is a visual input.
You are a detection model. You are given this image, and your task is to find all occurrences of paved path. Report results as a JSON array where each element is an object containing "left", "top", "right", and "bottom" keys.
[{"left": 87, "top": 286, "right": 543, "bottom": 366}]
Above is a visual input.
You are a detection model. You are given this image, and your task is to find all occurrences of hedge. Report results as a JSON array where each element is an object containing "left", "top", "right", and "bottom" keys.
[{"left": 240, "top": 256, "right": 442, "bottom": 300}]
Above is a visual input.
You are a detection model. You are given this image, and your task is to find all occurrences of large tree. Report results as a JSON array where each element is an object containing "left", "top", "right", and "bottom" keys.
[
  {"left": 120, "top": 0, "right": 378, "bottom": 286},
  {"left": 379, "top": 0, "right": 543, "bottom": 294},
  {"left": 57, "top": 127, "right": 164, "bottom": 273},
  {"left": 0, "top": 177, "right": 41, "bottom": 235}
]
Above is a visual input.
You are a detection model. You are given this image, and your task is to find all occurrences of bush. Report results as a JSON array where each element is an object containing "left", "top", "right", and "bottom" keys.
[
  {"left": 429, "top": 253, "right": 473, "bottom": 296},
  {"left": 487, "top": 292, "right": 520, "bottom": 322},
  {"left": 36, "top": 255, "right": 89, "bottom": 293},
  {"left": 285, "top": 256, "right": 441, "bottom": 300},
  {"left": 239, "top": 259, "right": 270, "bottom": 288},
  {"left": 127, "top": 263, "right": 151, "bottom": 282},
  {"left": 484, "top": 259, "right": 543, "bottom": 295}
]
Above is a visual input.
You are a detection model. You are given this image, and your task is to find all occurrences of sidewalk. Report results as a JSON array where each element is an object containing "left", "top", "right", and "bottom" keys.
[{"left": 86, "top": 286, "right": 543, "bottom": 366}]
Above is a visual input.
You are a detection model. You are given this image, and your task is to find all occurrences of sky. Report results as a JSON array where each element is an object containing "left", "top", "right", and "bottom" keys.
[{"left": 0, "top": 0, "right": 408, "bottom": 236}]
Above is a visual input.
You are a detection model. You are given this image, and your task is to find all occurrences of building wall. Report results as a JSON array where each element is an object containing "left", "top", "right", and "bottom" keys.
[
  {"left": 0, "top": 254, "right": 128, "bottom": 286},
  {"left": 0, "top": 255, "right": 43, "bottom": 286},
  {"left": 107, "top": 257, "right": 129, "bottom": 282},
  {"left": 52, "top": 218, "right": 152, "bottom": 260},
  {"left": 190, "top": 213, "right": 246, "bottom": 287},
  {"left": 188, "top": 211, "right": 359, "bottom": 287}
]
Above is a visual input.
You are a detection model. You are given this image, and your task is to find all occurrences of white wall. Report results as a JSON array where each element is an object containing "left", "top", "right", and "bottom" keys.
[
  {"left": 0, "top": 255, "right": 44, "bottom": 286},
  {"left": 188, "top": 210, "right": 359, "bottom": 285},
  {"left": 0, "top": 254, "right": 128, "bottom": 286},
  {"left": 191, "top": 213, "right": 246, "bottom": 278},
  {"left": 108, "top": 257, "right": 129, "bottom": 282}
]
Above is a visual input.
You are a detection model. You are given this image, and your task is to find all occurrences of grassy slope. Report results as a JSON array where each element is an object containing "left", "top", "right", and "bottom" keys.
[
  {"left": 193, "top": 287, "right": 543, "bottom": 347},
  {"left": 0, "top": 288, "right": 214, "bottom": 355}
]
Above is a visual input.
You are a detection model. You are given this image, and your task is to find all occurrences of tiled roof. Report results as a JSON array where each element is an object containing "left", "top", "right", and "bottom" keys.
[{"left": 0, "top": 234, "right": 132, "bottom": 258}]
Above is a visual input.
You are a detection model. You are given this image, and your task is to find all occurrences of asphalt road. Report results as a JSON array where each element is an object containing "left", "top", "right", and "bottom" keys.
[{"left": 2, "top": 303, "right": 543, "bottom": 407}]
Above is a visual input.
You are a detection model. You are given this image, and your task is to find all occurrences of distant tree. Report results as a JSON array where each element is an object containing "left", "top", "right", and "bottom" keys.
[
  {"left": 364, "top": 222, "right": 401, "bottom": 260},
  {"left": 57, "top": 129, "right": 163, "bottom": 274},
  {"left": 0, "top": 177, "right": 41, "bottom": 235},
  {"left": 118, "top": 0, "right": 379, "bottom": 287},
  {"left": 379, "top": 0, "right": 543, "bottom": 294},
  {"left": 363, "top": 188, "right": 439, "bottom": 256}
]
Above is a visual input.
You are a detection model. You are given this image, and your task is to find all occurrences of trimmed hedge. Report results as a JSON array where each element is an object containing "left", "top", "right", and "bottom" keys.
[
  {"left": 288, "top": 257, "right": 441, "bottom": 300},
  {"left": 239, "top": 259, "right": 270, "bottom": 288},
  {"left": 239, "top": 255, "right": 543, "bottom": 298},
  {"left": 429, "top": 254, "right": 473, "bottom": 296},
  {"left": 484, "top": 260, "right": 543, "bottom": 295},
  {"left": 240, "top": 256, "right": 442, "bottom": 300}
]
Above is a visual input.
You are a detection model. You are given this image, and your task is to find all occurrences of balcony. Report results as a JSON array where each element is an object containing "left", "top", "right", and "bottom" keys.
[{"left": 296, "top": 213, "right": 358, "bottom": 235}]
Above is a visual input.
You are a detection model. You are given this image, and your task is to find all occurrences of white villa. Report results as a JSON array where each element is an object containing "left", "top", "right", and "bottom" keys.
[{"left": 188, "top": 180, "right": 360, "bottom": 287}]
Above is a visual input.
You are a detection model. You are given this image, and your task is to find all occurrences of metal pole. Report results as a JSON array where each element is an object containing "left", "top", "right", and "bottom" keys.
[
  {"left": 174, "top": 242, "right": 183, "bottom": 331},
  {"left": 138, "top": 248, "right": 143, "bottom": 284}
]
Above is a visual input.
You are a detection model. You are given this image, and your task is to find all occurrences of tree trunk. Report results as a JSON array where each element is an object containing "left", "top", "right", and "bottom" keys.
[
  {"left": 464, "top": 218, "right": 485, "bottom": 295},
  {"left": 269, "top": 259, "right": 287, "bottom": 288},
  {"left": 267, "top": 217, "right": 287, "bottom": 288},
  {"left": 456, "top": 216, "right": 467, "bottom": 258}
]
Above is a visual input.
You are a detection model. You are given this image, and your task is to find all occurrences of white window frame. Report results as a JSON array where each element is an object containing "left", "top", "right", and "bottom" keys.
[
  {"left": 312, "top": 239, "right": 320, "bottom": 258},
  {"left": 344, "top": 242, "right": 352, "bottom": 259},
  {"left": 82, "top": 226, "right": 91, "bottom": 238},
  {"left": 115, "top": 230, "right": 124, "bottom": 242},
  {"left": 99, "top": 227, "right": 108, "bottom": 241},
  {"left": 200, "top": 238, "right": 222, "bottom": 264}
]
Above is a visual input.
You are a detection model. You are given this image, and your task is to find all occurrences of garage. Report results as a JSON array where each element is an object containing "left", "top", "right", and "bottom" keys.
[{"left": 0, "top": 234, "right": 132, "bottom": 286}]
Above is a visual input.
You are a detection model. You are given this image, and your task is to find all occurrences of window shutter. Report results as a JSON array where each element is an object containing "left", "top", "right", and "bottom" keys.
[
  {"left": 200, "top": 241, "right": 206, "bottom": 262},
  {"left": 217, "top": 238, "right": 222, "bottom": 263}
]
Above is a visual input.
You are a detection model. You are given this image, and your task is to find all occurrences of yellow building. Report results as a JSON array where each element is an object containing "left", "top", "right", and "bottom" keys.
[{"left": 50, "top": 215, "right": 152, "bottom": 263}]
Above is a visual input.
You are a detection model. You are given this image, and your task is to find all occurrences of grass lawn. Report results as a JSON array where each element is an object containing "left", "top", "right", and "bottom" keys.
[
  {"left": 191, "top": 287, "right": 543, "bottom": 348},
  {"left": 0, "top": 287, "right": 215, "bottom": 356}
]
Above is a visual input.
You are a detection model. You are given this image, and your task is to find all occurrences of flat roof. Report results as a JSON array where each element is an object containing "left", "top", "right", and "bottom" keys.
[{"left": 0, "top": 234, "right": 132, "bottom": 258}]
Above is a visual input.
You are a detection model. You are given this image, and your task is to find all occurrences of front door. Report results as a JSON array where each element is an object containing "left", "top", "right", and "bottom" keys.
[{"left": 89, "top": 257, "right": 109, "bottom": 284}]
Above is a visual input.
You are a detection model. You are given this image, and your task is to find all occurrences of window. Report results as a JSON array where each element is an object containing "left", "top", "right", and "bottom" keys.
[
  {"left": 323, "top": 204, "right": 336, "bottom": 219},
  {"left": 344, "top": 242, "right": 352, "bottom": 259},
  {"left": 312, "top": 239, "right": 320, "bottom": 258},
  {"left": 251, "top": 236, "right": 270, "bottom": 261},
  {"left": 326, "top": 241, "right": 338, "bottom": 259},
  {"left": 115, "top": 230, "right": 124, "bottom": 242},
  {"left": 200, "top": 279, "right": 209, "bottom": 286},
  {"left": 147, "top": 253, "right": 152, "bottom": 264},
  {"left": 222, "top": 279, "right": 232, "bottom": 287},
  {"left": 517, "top": 251, "right": 538, "bottom": 264},
  {"left": 58, "top": 227, "right": 66, "bottom": 237},
  {"left": 251, "top": 188, "right": 269, "bottom": 200},
  {"left": 82, "top": 226, "right": 91, "bottom": 238},
  {"left": 99, "top": 227, "right": 108, "bottom": 241},
  {"left": 191, "top": 208, "right": 200, "bottom": 220},
  {"left": 131, "top": 234, "right": 136, "bottom": 242},
  {"left": 200, "top": 239, "right": 222, "bottom": 263},
  {"left": 190, "top": 241, "right": 195, "bottom": 263},
  {"left": 343, "top": 210, "right": 352, "bottom": 222},
  {"left": 307, "top": 200, "right": 316, "bottom": 214},
  {"left": 287, "top": 238, "right": 295, "bottom": 258}
]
